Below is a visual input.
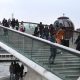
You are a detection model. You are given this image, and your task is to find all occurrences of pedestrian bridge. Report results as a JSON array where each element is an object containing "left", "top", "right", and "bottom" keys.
[{"left": 0, "top": 24, "right": 80, "bottom": 80}]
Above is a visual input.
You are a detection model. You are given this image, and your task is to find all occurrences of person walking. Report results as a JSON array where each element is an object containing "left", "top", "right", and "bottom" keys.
[
  {"left": 56, "top": 27, "right": 65, "bottom": 44},
  {"left": 9, "top": 62, "right": 14, "bottom": 80},
  {"left": 38, "top": 22, "right": 44, "bottom": 38},
  {"left": 76, "top": 40, "right": 80, "bottom": 51},
  {"left": 49, "top": 34, "right": 57, "bottom": 64},
  {"left": 44, "top": 25, "right": 49, "bottom": 40},
  {"left": 15, "top": 62, "right": 20, "bottom": 80},
  {"left": 19, "top": 21, "right": 25, "bottom": 32},
  {"left": 20, "top": 64, "right": 24, "bottom": 80},
  {"left": 34, "top": 26, "right": 39, "bottom": 37}
]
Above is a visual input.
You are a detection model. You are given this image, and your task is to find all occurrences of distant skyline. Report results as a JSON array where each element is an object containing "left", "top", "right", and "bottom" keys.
[{"left": 0, "top": 0, "right": 80, "bottom": 29}]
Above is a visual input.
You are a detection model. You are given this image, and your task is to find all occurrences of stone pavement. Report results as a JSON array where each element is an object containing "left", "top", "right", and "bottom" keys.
[{"left": 0, "top": 76, "right": 9, "bottom": 80}]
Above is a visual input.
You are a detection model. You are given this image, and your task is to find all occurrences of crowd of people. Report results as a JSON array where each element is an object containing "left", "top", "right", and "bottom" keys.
[
  {"left": 33, "top": 22, "right": 66, "bottom": 64},
  {"left": 33, "top": 22, "right": 65, "bottom": 43},
  {"left": 1, "top": 19, "right": 80, "bottom": 75},
  {"left": 9, "top": 61, "right": 25, "bottom": 80},
  {"left": 2, "top": 18, "right": 25, "bottom": 33},
  {"left": 34, "top": 22, "right": 80, "bottom": 64}
]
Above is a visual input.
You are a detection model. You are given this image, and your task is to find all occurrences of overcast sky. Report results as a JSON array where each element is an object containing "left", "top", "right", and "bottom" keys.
[{"left": 0, "top": 0, "right": 80, "bottom": 29}]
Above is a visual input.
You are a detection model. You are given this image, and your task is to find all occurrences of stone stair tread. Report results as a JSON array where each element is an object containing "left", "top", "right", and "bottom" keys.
[
  {"left": 52, "top": 67, "right": 80, "bottom": 71},
  {"left": 65, "top": 76, "right": 78, "bottom": 80}
]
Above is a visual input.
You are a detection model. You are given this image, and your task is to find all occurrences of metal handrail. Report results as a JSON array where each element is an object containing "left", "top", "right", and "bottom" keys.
[{"left": 0, "top": 25, "right": 80, "bottom": 57}]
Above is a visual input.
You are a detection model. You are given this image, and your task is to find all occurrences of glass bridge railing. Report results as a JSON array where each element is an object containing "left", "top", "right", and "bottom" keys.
[
  {"left": 23, "top": 22, "right": 37, "bottom": 34},
  {"left": 0, "top": 25, "right": 80, "bottom": 80}
]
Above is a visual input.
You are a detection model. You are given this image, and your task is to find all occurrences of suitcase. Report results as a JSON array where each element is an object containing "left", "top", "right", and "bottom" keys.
[{"left": 61, "top": 39, "right": 69, "bottom": 47}]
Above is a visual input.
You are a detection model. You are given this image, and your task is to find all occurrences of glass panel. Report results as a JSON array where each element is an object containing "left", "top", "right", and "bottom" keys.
[
  {"left": 23, "top": 22, "right": 37, "bottom": 34},
  {"left": 0, "top": 26, "right": 80, "bottom": 80}
]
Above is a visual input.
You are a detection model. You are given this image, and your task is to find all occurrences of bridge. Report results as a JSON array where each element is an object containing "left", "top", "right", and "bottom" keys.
[{"left": 0, "top": 23, "right": 80, "bottom": 80}]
